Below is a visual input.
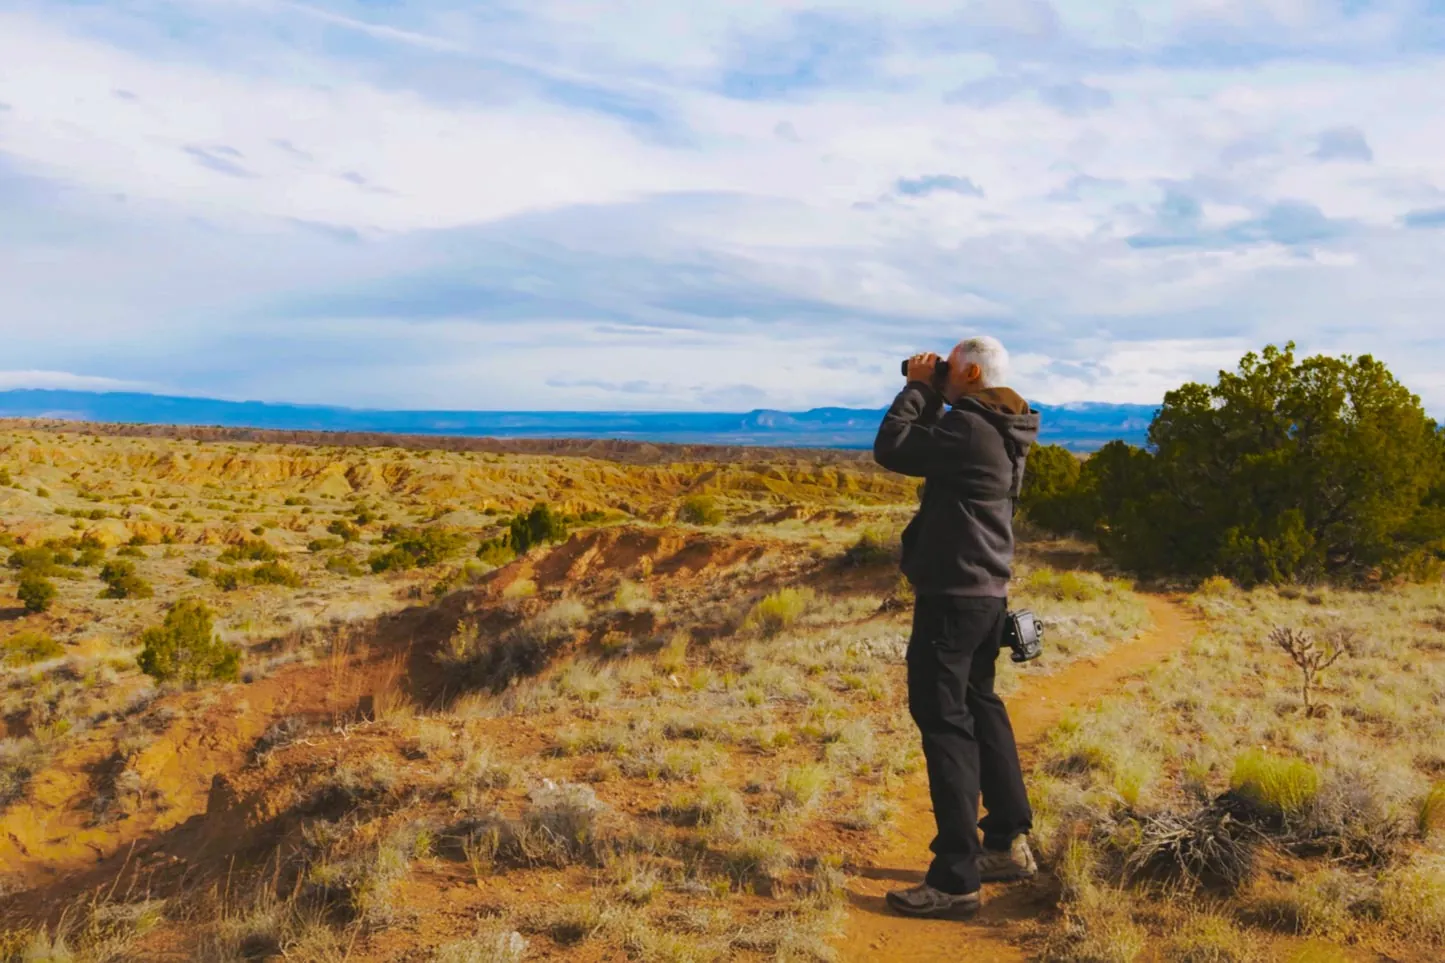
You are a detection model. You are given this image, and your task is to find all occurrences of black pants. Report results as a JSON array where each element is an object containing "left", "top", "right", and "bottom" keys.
[{"left": 907, "top": 594, "right": 1032, "bottom": 894}]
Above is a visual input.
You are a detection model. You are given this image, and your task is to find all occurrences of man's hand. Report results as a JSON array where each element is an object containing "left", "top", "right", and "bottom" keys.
[{"left": 906, "top": 352, "right": 941, "bottom": 386}]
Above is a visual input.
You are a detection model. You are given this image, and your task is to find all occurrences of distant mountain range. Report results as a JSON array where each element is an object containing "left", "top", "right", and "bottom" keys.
[{"left": 0, "top": 389, "right": 1158, "bottom": 452}]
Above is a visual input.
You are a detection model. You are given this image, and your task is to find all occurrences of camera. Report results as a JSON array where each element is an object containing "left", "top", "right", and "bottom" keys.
[
  {"left": 900, "top": 358, "right": 951, "bottom": 382},
  {"left": 1003, "top": 610, "right": 1044, "bottom": 663}
]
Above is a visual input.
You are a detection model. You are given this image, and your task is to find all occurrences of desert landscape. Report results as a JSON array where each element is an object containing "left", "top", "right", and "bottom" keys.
[{"left": 2, "top": 388, "right": 1442, "bottom": 962}]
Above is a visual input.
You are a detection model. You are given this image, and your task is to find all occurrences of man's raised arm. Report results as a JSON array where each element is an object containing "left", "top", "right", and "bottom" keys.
[{"left": 873, "top": 379, "right": 958, "bottom": 478}]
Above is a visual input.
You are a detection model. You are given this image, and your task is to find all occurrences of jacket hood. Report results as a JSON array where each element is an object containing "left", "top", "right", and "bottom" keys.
[{"left": 955, "top": 388, "right": 1041, "bottom": 448}]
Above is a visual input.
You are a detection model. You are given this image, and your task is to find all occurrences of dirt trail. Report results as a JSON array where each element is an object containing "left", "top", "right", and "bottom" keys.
[{"left": 838, "top": 595, "right": 1199, "bottom": 962}]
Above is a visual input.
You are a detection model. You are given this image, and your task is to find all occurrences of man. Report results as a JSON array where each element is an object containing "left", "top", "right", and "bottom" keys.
[{"left": 872, "top": 335, "right": 1041, "bottom": 919}]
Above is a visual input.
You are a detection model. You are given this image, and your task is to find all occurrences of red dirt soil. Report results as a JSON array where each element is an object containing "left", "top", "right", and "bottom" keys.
[{"left": 0, "top": 525, "right": 808, "bottom": 913}]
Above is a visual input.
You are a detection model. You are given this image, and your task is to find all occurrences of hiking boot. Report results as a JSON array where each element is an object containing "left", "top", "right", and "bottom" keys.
[
  {"left": 977, "top": 835, "right": 1037, "bottom": 883},
  {"left": 885, "top": 883, "right": 981, "bottom": 919}
]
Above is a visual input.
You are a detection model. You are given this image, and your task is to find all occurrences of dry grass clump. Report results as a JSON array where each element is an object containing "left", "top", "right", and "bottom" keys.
[
  {"left": 1039, "top": 901, "right": 1147, "bottom": 963},
  {"left": 0, "top": 896, "right": 167, "bottom": 963},
  {"left": 1421, "top": 782, "right": 1445, "bottom": 837},
  {"left": 1022, "top": 568, "right": 1125, "bottom": 603},
  {"left": 1229, "top": 750, "right": 1320, "bottom": 819},
  {"left": 1379, "top": 855, "right": 1445, "bottom": 942},
  {"left": 612, "top": 579, "right": 654, "bottom": 614},
  {"left": 839, "top": 792, "right": 896, "bottom": 831},
  {"left": 452, "top": 781, "right": 624, "bottom": 872},
  {"left": 1160, "top": 911, "right": 1261, "bottom": 963},
  {"left": 723, "top": 836, "right": 794, "bottom": 887},
  {"left": 0, "top": 737, "right": 43, "bottom": 808},
  {"left": 430, "top": 927, "right": 528, "bottom": 963},
  {"left": 1247, "top": 865, "right": 1380, "bottom": 940},
  {"left": 663, "top": 784, "right": 749, "bottom": 842},
  {"left": 0, "top": 629, "right": 63, "bottom": 668},
  {"left": 775, "top": 764, "right": 831, "bottom": 812},
  {"left": 744, "top": 587, "right": 815, "bottom": 637},
  {"left": 304, "top": 826, "right": 421, "bottom": 924}
]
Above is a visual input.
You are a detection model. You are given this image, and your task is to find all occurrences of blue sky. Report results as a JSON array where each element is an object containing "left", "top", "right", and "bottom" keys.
[{"left": 2, "top": 0, "right": 1444, "bottom": 412}]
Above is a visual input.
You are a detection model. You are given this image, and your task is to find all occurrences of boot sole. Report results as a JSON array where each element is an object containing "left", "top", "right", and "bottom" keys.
[{"left": 885, "top": 893, "right": 981, "bottom": 919}]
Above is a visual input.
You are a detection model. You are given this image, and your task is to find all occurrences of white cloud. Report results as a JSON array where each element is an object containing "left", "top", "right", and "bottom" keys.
[
  {"left": 0, "top": 370, "right": 155, "bottom": 392},
  {"left": 0, "top": 0, "right": 1443, "bottom": 414}
]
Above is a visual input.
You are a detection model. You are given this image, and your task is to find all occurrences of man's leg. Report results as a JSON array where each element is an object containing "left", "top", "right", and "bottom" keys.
[
  {"left": 968, "top": 603, "right": 1034, "bottom": 853},
  {"left": 905, "top": 595, "right": 1002, "bottom": 895}
]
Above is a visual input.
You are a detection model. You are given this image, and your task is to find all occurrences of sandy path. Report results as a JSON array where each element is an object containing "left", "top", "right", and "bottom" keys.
[{"left": 837, "top": 595, "right": 1199, "bottom": 962}]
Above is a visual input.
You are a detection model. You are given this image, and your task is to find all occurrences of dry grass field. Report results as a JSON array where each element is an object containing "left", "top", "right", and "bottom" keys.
[{"left": 1, "top": 424, "right": 1439, "bottom": 962}]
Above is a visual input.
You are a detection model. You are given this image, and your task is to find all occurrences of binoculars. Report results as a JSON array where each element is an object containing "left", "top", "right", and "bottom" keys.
[{"left": 901, "top": 358, "right": 952, "bottom": 381}]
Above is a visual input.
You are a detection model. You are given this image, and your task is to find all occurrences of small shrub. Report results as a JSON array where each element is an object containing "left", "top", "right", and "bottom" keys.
[
  {"left": 326, "top": 554, "right": 365, "bottom": 577},
  {"left": 327, "top": 519, "right": 360, "bottom": 542},
  {"left": 516, "top": 781, "right": 612, "bottom": 866},
  {"left": 1024, "top": 568, "right": 1108, "bottom": 602},
  {"left": 842, "top": 529, "right": 894, "bottom": 567},
  {"left": 136, "top": 599, "right": 241, "bottom": 685},
  {"left": 213, "top": 563, "right": 301, "bottom": 591},
  {"left": 99, "top": 560, "right": 153, "bottom": 600},
  {"left": 1, "top": 630, "right": 63, "bottom": 667},
  {"left": 307, "top": 537, "right": 343, "bottom": 553},
  {"left": 677, "top": 494, "right": 723, "bottom": 526},
  {"left": 6, "top": 547, "right": 55, "bottom": 575},
  {"left": 369, "top": 527, "right": 469, "bottom": 573},
  {"left": 475, "top": 536, "right": 515, "bottom": 567},
  {"left": 16, "top": 574, "right": 56, "bottom": 613},
  {"left": 1230, "top": 750, "right": 1320, "bottom": 818},
  {"left": 186, "top": 560, "right": 214, "bottom": 580},
  {"left": 439, "top": 619, "right": 483, "bottom": 667},
  {"left": 744, "top": 587, "right": 814, "bottom": 637},
  {"left": 1269, "top": 626, "right": 1346, "bottom": 714},
  {"left": 509, "top": 503, "right": 568, "bottom": 554},
  {"left": 218, "top": 539, "right": 279, "bottom": 564},
  {"left": 246, "top": 561, "right": 303, "bottom": 588},
  {"left": 1196, "top": 575, "right": 1236, "bottom": 598}
]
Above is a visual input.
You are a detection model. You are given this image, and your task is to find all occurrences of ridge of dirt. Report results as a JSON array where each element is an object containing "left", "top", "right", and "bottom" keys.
[
  {"left": 836, "top": 595, "right": 1199, "bottom": 962},
  {"left": 0, "top": 525, "right": 818, "bottom": 900}
]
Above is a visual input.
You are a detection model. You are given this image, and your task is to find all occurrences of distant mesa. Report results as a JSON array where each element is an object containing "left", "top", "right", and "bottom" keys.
[{"left": 0, "top": 389, "right": 1157, "bottom": 452}]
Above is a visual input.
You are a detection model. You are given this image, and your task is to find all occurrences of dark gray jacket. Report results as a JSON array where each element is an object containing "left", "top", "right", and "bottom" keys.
[{"left": 873, "top": 383, "right": 1040, "bottom": 597}]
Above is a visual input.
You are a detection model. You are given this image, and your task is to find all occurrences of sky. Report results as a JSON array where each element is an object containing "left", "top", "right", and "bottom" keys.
[{"left": 1, "top": 0, "right": 1444, "bottom": 413}]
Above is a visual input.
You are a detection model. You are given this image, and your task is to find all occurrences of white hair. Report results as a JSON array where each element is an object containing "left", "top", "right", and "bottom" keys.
[{"left": 950, "top": 336, "right": 1010, "bottom": 388}]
